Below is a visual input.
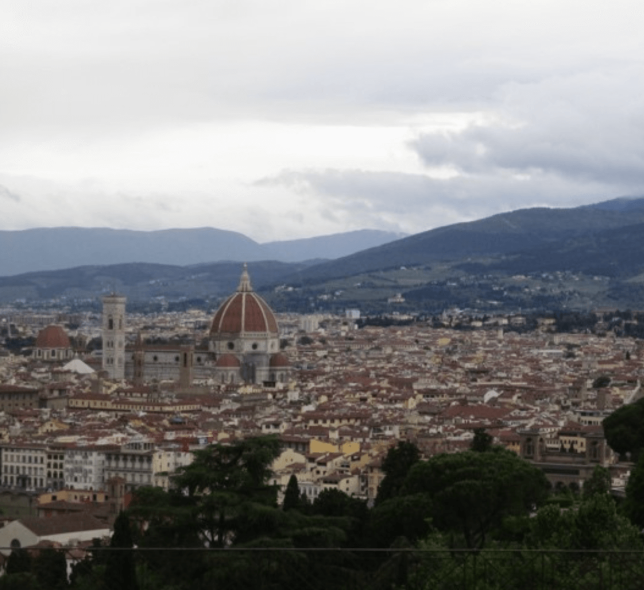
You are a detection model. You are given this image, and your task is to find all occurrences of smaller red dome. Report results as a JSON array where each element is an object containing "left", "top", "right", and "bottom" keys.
[
  {"left": 216, "top": 354, "right": 241, "bottom": 368},
  {"left": 35, "top": 325, "right": 71, "bottom": 349},
  {"left": 269, "top": 353, "right": 290, "bottom": 368}
]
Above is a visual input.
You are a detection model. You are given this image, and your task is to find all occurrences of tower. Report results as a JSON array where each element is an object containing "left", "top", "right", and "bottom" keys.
[
  {"left": 133, "top": 332, "right": 145, "bottom": 387},
  {"left": 102, "top": 294, "right": 127, "bottom": 380},
  {"left": 178, "top": 344, "right": 194, "bottom": 389}
]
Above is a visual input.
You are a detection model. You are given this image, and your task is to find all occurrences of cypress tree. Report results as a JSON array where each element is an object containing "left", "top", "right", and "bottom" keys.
[
  {"left": 283, "top": 474, "right": 301, "bottom": 511},
  {"left": 104, "top": 511, "right": 138, "bottom": 590}
]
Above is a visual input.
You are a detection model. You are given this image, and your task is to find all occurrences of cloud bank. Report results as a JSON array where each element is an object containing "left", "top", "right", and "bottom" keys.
[{"left": 2, "top": 0, "right": 644, "bottom": 240}]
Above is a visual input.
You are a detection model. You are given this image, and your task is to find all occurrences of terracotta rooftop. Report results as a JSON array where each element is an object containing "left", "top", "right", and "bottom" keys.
[{"left": 35, "top": 325, "right": 71, "bottom": 349}]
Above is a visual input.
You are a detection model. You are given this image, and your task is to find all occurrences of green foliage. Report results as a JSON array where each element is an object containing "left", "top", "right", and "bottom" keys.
[
  {"left": 309, "top": 489, "right": 370, "bottom": 547},
  {"left": 369, "top": 494, "right": 433, "bottom": 548},
  {"left": 33, "top": 548, "right": 68, "bottom": 590},
  {"left": 624, "top": 452, "right": 644, "bottom": 528},
  {"left": 375, "top": 441, "right": 420, "bottom": 505},
  {"left": 528, "top": 493, "right": 642, "bottom": 551},
  {"left": 592, "top": 375, "right": 611, "bottom": 389},
  {"left": 402, "top": 448, "right": 550, "bottom": 548},
  {"left": 470, "top": 428, "right": 493, "bottom": 452},
  {"left": 603, "top": 397, "right": 644, "bottom": 460},
  {"left": 105, "top": 512, "right": 138, "bottom": 590},
  {"left": 0, "top": 572, "right": 40, "bottom": 590},
  {"left": 170, "top": 436, "right": 281, "bottom": 547},
  {"left": 282, "top": 474, "right": 301, "bottom": 511},
  {"left": 6, "top": 548, "right": 31, "bottom": 575},
  {"left": 128, "top": 436, "right": 292, "bottom": 588},
  {"left": 583, "top": 465, "right": 612, "bottom": 498}
]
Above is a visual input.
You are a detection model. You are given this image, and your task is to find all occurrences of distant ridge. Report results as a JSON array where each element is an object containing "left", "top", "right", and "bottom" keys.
[
  {"left": 4, "top": 196, "right": 644, "bottom": 312},
  {"left": 0, "top": 227, "right": 404, "bottom": 277},
  {"left": 291, "top": 197, "right": 644, "bottom": 283}
]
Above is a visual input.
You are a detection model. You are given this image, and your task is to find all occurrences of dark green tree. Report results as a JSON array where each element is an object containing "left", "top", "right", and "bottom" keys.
[
  {"left": 602, "top": 397, "right": 644, "bottom": 460},
  {"left": 592, "top": 375, "right": 611, "bottom": 389},
  {"left": 6, "top": 548, "right": 31, "bottom": 575},
  {"left": 0, "top": 572, "right": 39, "bottom": 590},
  {"left": 369, "top": 493, "right": 434, "bottom": 547},
  {"left": 376, "top": 441, "right": 420, "bottom": 505},
  {"left": 33, "top": 547, "right": 68, "bottom": 589},
  {"left": 282, "top": 474, "right": 301, "bottom": 511},
  {"left": 470, "top": 428, "right": 493, "bottom": 452},
  {"left": 529, "top": 493, "right": 642, "bottom": 551},
  {"left": 582, "top": 465, "right": 612, "bottom": 499},
  {"left": 104, "top": 511, "right": 138, "bottom": 590},
  {"left": 171, "top": 435, "right": 281, "bottom": 546},
  {"left": 624, "top": 452, "right": 644, "bottom": 529},
  {"left": 402, "top": 448, "right": 549, "bottom": 549},
  {"left": 310, "top": 489, "right": 370, "bottom": 547}
]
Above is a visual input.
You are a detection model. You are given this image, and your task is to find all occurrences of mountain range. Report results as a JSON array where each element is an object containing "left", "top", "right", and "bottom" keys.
[
  {"left": 0, "top": 227, "right": 405, "bottom": 277},
  {"left": 2, "top": 197, "right": 644, "bottom": 313},
  {"left": 292, "top": 197, "right": 644, "bottom": 282}
]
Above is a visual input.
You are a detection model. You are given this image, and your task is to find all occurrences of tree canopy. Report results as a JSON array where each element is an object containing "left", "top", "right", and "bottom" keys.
[
  {"left": 602, "top": 397, "right": 644, "bottom": 460},
  {"left": 375, "top": 440, "right": 420, "bottom": 505},
  {"left": 402, "top": 448, "right": 550, "bottom": 548}
]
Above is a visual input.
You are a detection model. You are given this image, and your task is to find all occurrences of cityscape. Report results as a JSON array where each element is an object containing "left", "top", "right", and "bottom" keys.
[
  {"left": 4, "top": 0, "right": 644, "bottom": 586},
  {"left": 0, "top": 263, "right": 642, "bottom": 587}
]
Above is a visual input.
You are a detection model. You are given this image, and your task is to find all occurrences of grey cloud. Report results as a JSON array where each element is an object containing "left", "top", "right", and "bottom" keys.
[
  {"left": 258, "top": 166, "right": 621, "bottom": 235},
  {"left": 411, "top": 65, "right": 644, "bottom": 188},
  {"left": 0, "top": 184, "right": 21, "bottom": 202}
]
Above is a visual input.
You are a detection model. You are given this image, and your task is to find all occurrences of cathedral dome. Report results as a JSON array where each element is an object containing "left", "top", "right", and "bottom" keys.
[
  {"left": 210, "top": 265, "right": 278, "bottom": 337},
  {"left": 269, "top": 352, "right": 290, "bottom": 367},
  {"left": 35, "top": 325, "right": 71, "bottom": 349},
  {"left": 215, "top": 353, "right": 241, "bottom": 368}
]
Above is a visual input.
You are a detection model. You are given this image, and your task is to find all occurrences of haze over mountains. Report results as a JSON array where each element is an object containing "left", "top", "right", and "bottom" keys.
[
  {"left": 2, "top": 196, "right": 644, "bottom": 312},
  {"left": 0, "top": 228, "right": 405, "bottom": 277}
]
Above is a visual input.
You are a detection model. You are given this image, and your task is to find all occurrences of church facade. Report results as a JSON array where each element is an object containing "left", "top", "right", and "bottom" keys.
[{"left": 109, "top": 265, "right": 290, "bottom": 386}]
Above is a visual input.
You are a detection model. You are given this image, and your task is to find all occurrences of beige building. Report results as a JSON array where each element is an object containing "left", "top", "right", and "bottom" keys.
[{"left": 0, "top": 384, "right": 40, "bottom": 413}]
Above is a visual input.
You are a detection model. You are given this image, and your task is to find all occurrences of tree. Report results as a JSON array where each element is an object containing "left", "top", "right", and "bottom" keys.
[
  {"left": 592, "top": 375, "right": 611, "bottom": 389},
  {"left": 369, "top": 493, "right": 434, "bottom": 548},
  {"left": 282, "top": 475, "right": 301, "bottom": 511},
  {"left": 582, "top": 465, "right": 611, "bottom": 499},
  {"left": 33, "top": 547, "right": 68, "bottom": 590},
  {"left": 376, "top": 441, "right": 420, "bottom": 505},
  {"left": 529, "top": 493, "right": 642, "bottom": 551},
  {"left": 603, "top": 397, "right": 644, "bottom": 460},
  {"left": 310, "top": 489, "right": 370, "bottom": 547},
  {"left": 470, "top": 428, "right": 493, "bottom": 452},
  {"left": 5, "top": 548, "right": 31, "bottom": 576},
  {"left": 104, "top": 511, "right": 138, "bottom": 590},
  {"left": 624, "top": 453, "right": 644, "bottom": 529},
  {"left": 402, "top": 448, "right": 550, "bottom": 549},
  {"left": 171, "top": 435, "right": 281, "bottom": 547}
]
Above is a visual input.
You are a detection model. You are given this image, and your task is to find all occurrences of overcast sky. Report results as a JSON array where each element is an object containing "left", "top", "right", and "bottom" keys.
[{"left": 2, "top": 0, "right": 644, "bottom": 242}]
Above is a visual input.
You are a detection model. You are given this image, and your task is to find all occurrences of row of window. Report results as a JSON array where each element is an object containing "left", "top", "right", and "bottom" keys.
[
  {"left": 2, "top": 476, "right": 45, "bottom": 488},
  {"left": 3, "top": 466, "right": 44, "bottom": 475},
  {"left": 3, "top": 455, "right": 45, "bottom": 464}
]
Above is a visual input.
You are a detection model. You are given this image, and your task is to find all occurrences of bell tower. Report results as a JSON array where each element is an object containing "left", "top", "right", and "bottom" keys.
[{"left": 102, "top": 294, "right": 127, "bottom": 380}]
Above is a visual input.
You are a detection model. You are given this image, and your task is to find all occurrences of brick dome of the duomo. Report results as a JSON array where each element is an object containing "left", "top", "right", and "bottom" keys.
[
  {"left": 210, "top": 265, "right": 278, "bottom": 337},
  {"left": 269, "top": 353, "right": 290, "bottom": 368},
  {"left": 215, "top": 353, "right": 241, "bottom": 368},
  {"left": 35, "top": 325, "right": 71, "bottom": 349}
]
